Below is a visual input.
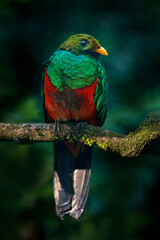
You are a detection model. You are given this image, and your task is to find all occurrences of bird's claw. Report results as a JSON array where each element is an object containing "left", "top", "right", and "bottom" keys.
[
  {"left": 76, "top": 121, "right": 88, "bottom": 132},
  {"left": 55, "top": 121, "right": 60, "bottom": 134}
]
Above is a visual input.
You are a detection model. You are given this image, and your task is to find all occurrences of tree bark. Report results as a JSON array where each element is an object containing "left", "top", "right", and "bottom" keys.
[{"left": 0, "top": 112, "right": 159, "bottom": 157}]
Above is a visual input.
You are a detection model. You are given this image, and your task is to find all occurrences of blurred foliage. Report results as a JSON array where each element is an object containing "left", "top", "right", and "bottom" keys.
[{"left": 0, "top": 0, "right": 160, "bottom": 239}]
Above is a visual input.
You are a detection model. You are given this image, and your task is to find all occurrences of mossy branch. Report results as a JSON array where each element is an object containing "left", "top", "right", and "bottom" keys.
[{"left": 0, "top": 112, "right": 160, "bottom": 157}]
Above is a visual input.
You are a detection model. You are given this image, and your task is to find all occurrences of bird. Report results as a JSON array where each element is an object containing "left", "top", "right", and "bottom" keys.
[{"left": 42, "top": 33, "right": 108, "bottom": 220}]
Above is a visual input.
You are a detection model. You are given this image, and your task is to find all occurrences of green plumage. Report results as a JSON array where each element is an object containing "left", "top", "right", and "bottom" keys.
[
  {"left": 47, "top": 50, "right": 99, "bottom": 91},
  {"left": 95, "top": 61, "right": 108, "bottom": 126}
]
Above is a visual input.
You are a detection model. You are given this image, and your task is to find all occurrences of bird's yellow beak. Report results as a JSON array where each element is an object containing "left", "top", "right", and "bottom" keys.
[{"left": 94, "top": 46, "right": 108, "bottom": 56}]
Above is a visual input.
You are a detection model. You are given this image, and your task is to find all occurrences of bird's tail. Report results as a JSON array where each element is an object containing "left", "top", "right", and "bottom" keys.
[{"left": 54, "top": 141, "right": 92, "bottom": 220}]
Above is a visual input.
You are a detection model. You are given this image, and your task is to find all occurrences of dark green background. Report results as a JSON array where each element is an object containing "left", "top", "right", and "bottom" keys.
[{"left": 0, "top": 0, "right": 160, "bottom": 239}]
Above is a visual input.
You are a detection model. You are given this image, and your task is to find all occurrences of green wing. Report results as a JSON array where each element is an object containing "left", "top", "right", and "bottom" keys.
[{"left": 94, "top": 61, "right": 108, "bottom": 127}]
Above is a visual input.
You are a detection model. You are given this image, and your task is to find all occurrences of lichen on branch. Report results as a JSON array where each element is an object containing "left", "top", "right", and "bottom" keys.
[{"left": 0, "top": 112, "right": 159, "bottom": 157}]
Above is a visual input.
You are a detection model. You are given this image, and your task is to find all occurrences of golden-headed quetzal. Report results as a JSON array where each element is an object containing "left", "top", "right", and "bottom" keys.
[{"left": 42, "top": 34, "right": 108, "bottom": 220}]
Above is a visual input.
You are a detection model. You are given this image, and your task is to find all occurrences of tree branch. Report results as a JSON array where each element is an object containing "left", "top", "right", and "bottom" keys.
[{"left": 0, "top": 112, "right": 160, "bottom": 157}]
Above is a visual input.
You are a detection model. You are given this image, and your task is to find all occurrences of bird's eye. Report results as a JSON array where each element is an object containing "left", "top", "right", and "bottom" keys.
[{"left": 80, "top": 39, "right": 88, "bottom": 47}]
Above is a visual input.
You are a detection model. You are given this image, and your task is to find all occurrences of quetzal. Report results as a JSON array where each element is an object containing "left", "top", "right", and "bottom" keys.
[{"left": 42, "top": 34, "right": 108, "bottom": 220}]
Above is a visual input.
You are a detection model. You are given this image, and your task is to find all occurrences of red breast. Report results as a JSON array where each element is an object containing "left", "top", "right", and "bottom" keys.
[{"left": 44, "top": 69, "right": 98, "bottom": 125}]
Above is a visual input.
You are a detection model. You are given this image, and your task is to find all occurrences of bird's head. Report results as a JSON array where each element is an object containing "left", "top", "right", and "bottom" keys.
[{"left": 59, "top": 34, "right": 108, "bottom": 58}]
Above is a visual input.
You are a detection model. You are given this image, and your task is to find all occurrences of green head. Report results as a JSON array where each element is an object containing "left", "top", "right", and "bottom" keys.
[{"left": 59, "top": 34, "right": 108, "bottom": 57}]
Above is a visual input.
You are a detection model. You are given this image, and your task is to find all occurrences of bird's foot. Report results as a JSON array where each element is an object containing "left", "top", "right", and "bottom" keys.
[
  {"left": 55, "top": 121, "right": 60, "bottom": 134},
  {"left": 76, "top": 121, "right": 88, "bottom": 133}
]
